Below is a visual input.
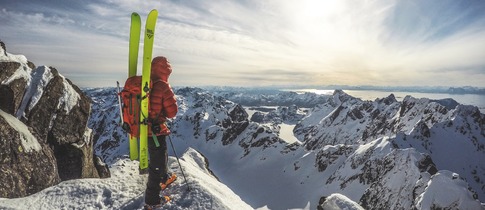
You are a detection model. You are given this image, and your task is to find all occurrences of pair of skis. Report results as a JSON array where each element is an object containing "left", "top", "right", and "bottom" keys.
[{"left": 128, "top": 10, "right": 158, "bottom": 170}]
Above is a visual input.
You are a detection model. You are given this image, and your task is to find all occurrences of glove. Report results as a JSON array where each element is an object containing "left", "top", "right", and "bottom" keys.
[{"left": 151, "top": 123, "right": 161, "bottom": 134}]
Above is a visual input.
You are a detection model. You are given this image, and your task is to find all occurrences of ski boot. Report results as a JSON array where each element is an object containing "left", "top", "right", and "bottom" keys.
[
  {"left": 160, "top": 173, "right": 177, "bottom": 190},
  {"left": 143, "top": 196, "right": 171, "bottom": 210}
]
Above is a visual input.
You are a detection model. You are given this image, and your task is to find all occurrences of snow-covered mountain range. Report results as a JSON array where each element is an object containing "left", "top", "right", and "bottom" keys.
[
  {"left": 1, "top": 41, "right": 484, "bottom": 209},
  {"left": 83, "top": 86, "right": 484, "bottom": 209}
]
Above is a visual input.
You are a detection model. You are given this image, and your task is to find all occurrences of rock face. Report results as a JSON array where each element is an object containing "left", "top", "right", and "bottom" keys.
[{"left": 0, "top": 41, "right": 109, "bottom": 198}]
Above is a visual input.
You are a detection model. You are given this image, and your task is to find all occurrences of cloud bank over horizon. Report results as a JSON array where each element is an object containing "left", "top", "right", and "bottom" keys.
[{"left": 1, "top": 0, "right": 485, "bottom": 87}]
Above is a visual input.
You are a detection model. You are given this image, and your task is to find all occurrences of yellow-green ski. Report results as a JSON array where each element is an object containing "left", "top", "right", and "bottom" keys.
[
  {"left": 128, "top": 12, "right": 141, "bottom": 161},
  {"left": 139, "top": 9, "right": 158, "bottom": 170}
]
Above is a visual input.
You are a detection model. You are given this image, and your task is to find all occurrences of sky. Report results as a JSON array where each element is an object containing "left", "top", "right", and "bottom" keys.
[{"left": 1, "top": 0, "right": 485, "bottom": 88}]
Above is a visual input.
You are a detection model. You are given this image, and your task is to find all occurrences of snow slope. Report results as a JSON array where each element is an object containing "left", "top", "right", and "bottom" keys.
[{"left": 0, "top": 148, "right": 251, "bottom": 210}]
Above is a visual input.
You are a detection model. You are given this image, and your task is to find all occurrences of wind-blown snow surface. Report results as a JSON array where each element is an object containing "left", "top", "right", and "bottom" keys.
[{"left": 1, "top": 86, "right": 484, "bottom": 210}]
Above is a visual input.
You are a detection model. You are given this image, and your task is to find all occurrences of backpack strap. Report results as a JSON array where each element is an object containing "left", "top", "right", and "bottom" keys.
[
  {"left": 136, "top": 94, "right": 149, "bottom": 125},
  {"left": 152, "top": 135, "right": 160, "bottom": 147}
]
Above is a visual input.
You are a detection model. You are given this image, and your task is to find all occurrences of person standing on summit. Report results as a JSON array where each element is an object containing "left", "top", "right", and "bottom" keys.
[{"left": 144, "top": 56, "right": 178, "bottom": 209}]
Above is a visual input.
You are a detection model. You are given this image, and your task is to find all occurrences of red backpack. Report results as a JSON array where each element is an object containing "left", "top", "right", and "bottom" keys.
[{"left": 119, "top": 76, "right": 143, "bottom": 137}]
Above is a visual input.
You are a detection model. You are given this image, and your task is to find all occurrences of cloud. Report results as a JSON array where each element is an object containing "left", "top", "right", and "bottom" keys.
[
  {"left": 383, "top": 0, "right": 485, "bottom": 44},
  {"left": 1, "top": 0, "right": 485, "bottom": 87}
]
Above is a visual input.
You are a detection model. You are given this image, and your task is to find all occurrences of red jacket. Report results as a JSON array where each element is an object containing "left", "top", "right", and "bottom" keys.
[{"left": 149, "top": 56, "right": 177, "bottom": 136}]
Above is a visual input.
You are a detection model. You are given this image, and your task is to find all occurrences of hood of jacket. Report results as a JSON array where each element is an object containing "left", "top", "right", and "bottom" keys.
[{"left": 151, "top": 56, "right": 172, "bottom": 82}]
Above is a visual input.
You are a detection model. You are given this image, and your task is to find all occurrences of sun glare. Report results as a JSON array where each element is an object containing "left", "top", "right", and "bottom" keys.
[
  {"left": 300, "top": 0, "right": 343, "bottom": 19},
  {"left": 284, "top": 0, "right": 349, "bottom": 55}
]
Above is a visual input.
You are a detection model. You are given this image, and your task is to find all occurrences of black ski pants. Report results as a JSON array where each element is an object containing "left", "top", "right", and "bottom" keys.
[{"left": 144, "top": 135, "right": 168, "bottom": 205}]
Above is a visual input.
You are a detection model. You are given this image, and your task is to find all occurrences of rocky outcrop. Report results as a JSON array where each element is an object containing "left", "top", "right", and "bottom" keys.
[{"left": 0, "top": 41, "right": 109, "bottom": 198}]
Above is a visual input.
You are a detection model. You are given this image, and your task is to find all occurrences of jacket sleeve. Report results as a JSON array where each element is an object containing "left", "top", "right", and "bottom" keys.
[
  {"left": 149, "top": 81, "right": 177, "bottom": 120},
  {"left": 162, "top": 83, "right": 177, "bottom": 118}
]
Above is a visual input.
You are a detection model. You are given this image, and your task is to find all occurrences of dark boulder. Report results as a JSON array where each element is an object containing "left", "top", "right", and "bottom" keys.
[{"left": 0, "top": 109, "right": 60, "bottom": 198}]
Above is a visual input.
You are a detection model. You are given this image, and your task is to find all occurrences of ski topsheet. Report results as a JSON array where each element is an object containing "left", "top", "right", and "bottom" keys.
[
  {"left": 129, "top": 13, "right": 141, "bottom": 77},
  {"left": 128, "top": 12, "right": 141, "bottom": 161},
  {"left": 139, "top": 9, "right": 158, "bottom": 170}
]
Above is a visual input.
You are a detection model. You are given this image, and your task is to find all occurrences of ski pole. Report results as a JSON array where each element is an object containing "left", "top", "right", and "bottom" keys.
[
  {"left": 116, "top": 81, "right": 123, "bottom": 124},
  {"left": 168, "top": 135, "right": 191, "bottom": 191}
]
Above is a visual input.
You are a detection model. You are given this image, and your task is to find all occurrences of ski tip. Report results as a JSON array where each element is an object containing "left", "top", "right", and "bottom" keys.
[
  {"left": 131, "top": 12, "right": 140, "bottom": 17},
  {"left": 149, "top": 9, "right": 158, "bottom": 16}
]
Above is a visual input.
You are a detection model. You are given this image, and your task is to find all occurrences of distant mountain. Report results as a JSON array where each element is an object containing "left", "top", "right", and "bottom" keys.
[
  {"left": 208, "top": 87, "right": 329, "bottom": 107},
  {"left": 203, "top": 85, "right": 485, "bottom": 96}
]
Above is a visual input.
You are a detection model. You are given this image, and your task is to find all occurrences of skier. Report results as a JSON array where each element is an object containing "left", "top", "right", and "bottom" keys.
[{"left": 144, "top": 56, "right": 178, "bottom": 209}]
